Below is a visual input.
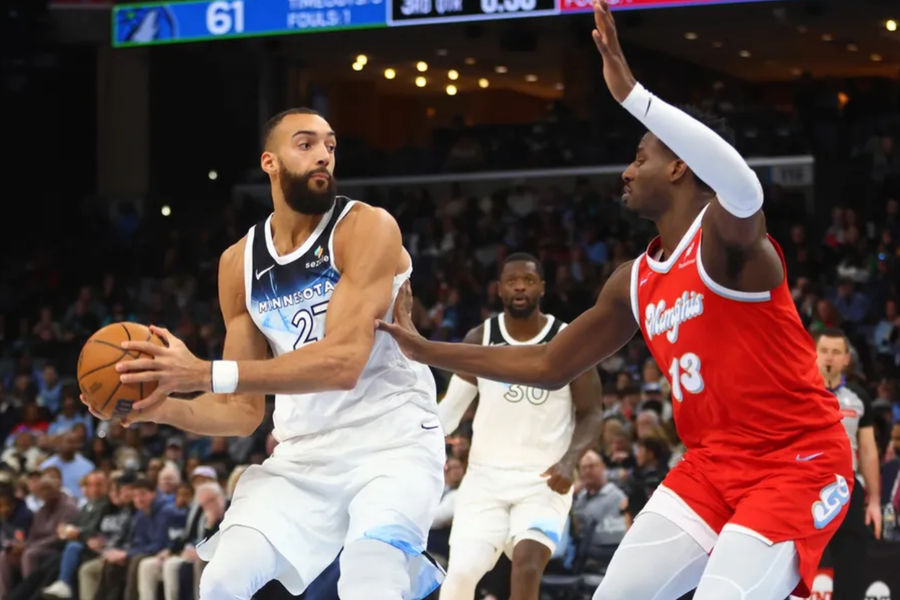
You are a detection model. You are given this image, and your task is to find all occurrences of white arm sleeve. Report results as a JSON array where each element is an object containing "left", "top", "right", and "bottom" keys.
[
  {"left": 621, "top": 83, "right": 763, "bottom": 218},
  {"left": 438, "top": 375, "right": 478, "bottom": 434}
]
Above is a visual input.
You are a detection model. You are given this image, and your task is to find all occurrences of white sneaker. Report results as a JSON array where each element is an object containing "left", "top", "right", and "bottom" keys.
[{"left": 42, "top": 580, "right": 72, "bottom": 599}]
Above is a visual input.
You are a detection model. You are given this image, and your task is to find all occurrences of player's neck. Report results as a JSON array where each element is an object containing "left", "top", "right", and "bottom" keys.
[
  {"left": 503, "top": 311, "right": 548, "bottom": 342},
  {"left": 654, "top": 197, "right": 708, "bottom": 258},
  {"left": 270, "top": 207, "right": 327, "bottom": 256}
]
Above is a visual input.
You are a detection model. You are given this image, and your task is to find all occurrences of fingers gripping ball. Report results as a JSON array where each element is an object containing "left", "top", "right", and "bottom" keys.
[{"left": 77, "top": 322, "right": 165, "bottom": 420}]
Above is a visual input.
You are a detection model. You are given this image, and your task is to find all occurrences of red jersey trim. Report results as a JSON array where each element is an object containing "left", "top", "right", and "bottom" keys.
[
  {"left": 645, "top": 206, "right": 708, "bottom": 273},
  {"left": 696, "top": 236, "right": 772, "bottom": 303}
]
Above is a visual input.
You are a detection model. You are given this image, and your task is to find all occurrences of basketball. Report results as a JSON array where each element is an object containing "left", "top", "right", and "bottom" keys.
[{"left": 77, "top": 322, "right": 165, "bottom": 420}]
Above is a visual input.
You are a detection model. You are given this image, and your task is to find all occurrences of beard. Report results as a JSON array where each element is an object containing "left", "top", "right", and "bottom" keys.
[
  {"left": 280, "top": 167, "right": 337, "bottom": 215},
  {"left": 502, "top": 297, "right": 539, "bottom": 319}
]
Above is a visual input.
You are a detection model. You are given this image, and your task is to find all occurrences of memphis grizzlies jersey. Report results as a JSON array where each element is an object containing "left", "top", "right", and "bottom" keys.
[
  {"left": 244, "top": 196, "right": 437, "bottom": 441},
  {"left": 470, "top": 314, "right": 575, "bottom": 471}
]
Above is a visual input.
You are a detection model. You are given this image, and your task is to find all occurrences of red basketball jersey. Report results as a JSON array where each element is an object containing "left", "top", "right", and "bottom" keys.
[{"left": 631, "top": 206, "right": 842, "bottom": 453}]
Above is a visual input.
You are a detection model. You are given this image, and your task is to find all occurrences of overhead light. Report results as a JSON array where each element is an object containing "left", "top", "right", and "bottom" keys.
[
  {"left": 384, "top": 68, "right": 396, "bottom": 79},
  {"left": 208, "top": 170, "right": 218, "bottom": 181},
  {"left": 887, "top": 19, "right": 898, "bottom": 32},
  {"left": 161, "top": 205, "right": 172, "bottom": 217},
  {"left": 356, "top": 54, "right": 368, "bottom": 65},
  {"left": 352, "top": 62, "right": 364, "bottom": 71},
  {"left": 684, "top": 32, "right": 698, "bottom": 40},
  {"left": 448, "top": 69, "right": 459, "bottom": 80},
  {"left": 416, "top": 61, "right": 428, "bottom": 72},
  {"left": 494, "top": 65, "right": 508, "bottom": 74},
  {"left": 446, "top": 84, "right": 458, "bottom": 96},
  {"left": 837, "top": 92, "right": 850, "bottom": 108},
  {"left": 415, "top": 76, "right": 427, "bottom": 87},
  {"left": 821, "top": 33, "right": 833, "bottom": 42},
  {"left": 712, "top": 41, "right": 723, "bottom": 48},
  {"left": 739, "top": 50, "right": 752, "bottom": 58},
  {"left": 464, "top": 57, "right": 476, "bottom": 65},
  {"left": 436, "top": 48, "right": 448, "bottom": 56},
  {"left": 478, "top": 78, "right": 490, "bottom": 88},
  {"left": 870, "top": 53, "right": 883, "bottom": 62},
  {"left": 846, "top": 43, "right": 858, "bottom": 52},
  {"left": 554, "top": 82, "right": 565, "bottom": 91},
  {"left": 525, "top": 74, "right": 538, "bottom": 82}
]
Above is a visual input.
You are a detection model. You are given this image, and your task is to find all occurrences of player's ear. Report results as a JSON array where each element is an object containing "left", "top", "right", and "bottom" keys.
[
  {"left": 668, "top": 159, "right": 689, "bottom": 183},
  {"left": 261, "top": 151, "right": 277, "bottom": 175}
]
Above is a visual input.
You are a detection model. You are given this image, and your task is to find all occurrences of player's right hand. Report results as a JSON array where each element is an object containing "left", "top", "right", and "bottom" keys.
[
  {"left": 591, "top": 0, "right": 637, "bottom": 103},
  {"left": 376, "top": 280, "right": 427, "bottom": 362}
]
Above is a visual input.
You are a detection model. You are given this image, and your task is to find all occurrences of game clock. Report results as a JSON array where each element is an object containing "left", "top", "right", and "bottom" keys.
[{"left": 390, "top": 0, "right": 556, "bottom": 26}]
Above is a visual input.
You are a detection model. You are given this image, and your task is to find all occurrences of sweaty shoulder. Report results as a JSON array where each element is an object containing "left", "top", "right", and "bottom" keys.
[{"left": 333, "top": 201, "right": 406, "bottom": 274}]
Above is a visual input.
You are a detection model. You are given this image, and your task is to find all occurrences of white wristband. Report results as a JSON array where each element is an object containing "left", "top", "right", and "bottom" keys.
[{"left": 211, "top": 360, "right": 239, "bottom": 394}]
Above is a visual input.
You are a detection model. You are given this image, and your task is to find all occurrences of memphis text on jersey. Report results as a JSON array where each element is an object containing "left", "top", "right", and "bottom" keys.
[
  {"left": 644, "top": 290, "right": 705, "bottom": 343},
  {"left": 257, "top": 280, "right": 336, "bottom": 315}
]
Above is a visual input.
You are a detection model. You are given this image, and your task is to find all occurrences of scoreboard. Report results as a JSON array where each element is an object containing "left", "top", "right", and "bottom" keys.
[{"left": 113, "top": 0, "right": 785, "bottom": 47}]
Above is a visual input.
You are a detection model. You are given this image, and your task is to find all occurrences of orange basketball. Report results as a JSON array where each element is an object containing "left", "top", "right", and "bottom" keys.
[{"left": 77, "top": 322, "right": 165, "bottom": 420}]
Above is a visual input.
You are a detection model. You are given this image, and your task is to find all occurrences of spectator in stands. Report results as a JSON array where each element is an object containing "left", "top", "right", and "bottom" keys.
[
  {"left": 74, "top": 473, "right": 137, "bottom": 600},
  {"left": 40, "top": 432, "right": 95, "bottom": 501},
  {"left": 832, "top": 279, "right": 869, "bottom": 326},
  {"left": 0, "top": 473, "right": 77, "bottom": 596},
  {"left": 627, "top": 436, "right": 669, "bottom": 501},
  {"left": 138, "top": 480, "right": 226, "bottom": 600},
  {"left": 164, "top": 437, "right": 185, "bottom": 471},
  {"left": 156, "top": 461, "right": 181, "bottom": 505},
  {"left": 572, "top": 449, "right": 626, "bottom": 570},
  {"left": 5, "top": 404, "right": 49, "bottom": 448},
  {"left": 2, "top": 433, "right": 43, "bottom": 475},
  {"left": 0, "top": 485, "right": 32, "bottom": 550},
  {"left": 47, "top": 388, "right": 92, "bottom": 440},
  {"left": 82, "top": 477, "right": 183, "bottom": 600},
  {"left": 873, "top": 299, "right": 900, "bottom": 375},
  {"left": 0, "top": 382, "right": 23, "bottom": 443},
  {"left": 34, "top": 364, "right": 62, "bottom": 415}
]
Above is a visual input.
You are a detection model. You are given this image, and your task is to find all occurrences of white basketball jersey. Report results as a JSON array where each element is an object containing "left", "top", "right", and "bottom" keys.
[
  {"left": 470, "top": 313, "right": 575, "bottom": 471},
  {"left": 244, "top": 197, "right": 437, "bottom": 442}
]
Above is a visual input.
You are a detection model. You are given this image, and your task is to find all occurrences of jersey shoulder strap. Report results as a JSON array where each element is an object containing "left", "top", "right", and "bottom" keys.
[{"left": 487, "top": 315, "right": 505, "bottom": 346}]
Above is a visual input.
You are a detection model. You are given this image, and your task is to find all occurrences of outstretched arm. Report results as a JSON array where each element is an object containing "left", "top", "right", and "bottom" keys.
[
  {"left": 379, "top": 261, "right": 638, "bottom": 390},
  {"left": 591, "top": 0, "right": 780, "bottom": 289},
  {"left": 118, "top": 205, "right": 404, "bottom": 401}
]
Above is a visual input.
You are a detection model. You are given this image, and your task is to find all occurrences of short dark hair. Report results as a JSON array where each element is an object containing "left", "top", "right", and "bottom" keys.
[
  {"left": 131, "top": 478, "right": 156, "bottom": 493},
  {"left": 261, "top": 107, "right": 322, "bottom": 151},
  {"left": 654, "top": 106, "right": 736, "bottom": 195},
  {"left": 636, "top": 436, "right": 669, "bottom": 462},
  {"left": 500, "top": 252, "right": 544, "bottom": 280},
  {"left": 815, "top": 327, "right": 850, "bottom": 352}
]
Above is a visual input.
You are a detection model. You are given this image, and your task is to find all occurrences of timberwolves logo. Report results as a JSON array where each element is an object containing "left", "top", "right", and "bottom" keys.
[{"left": 116, "top": 7, "right": 178, "bottom": 44}]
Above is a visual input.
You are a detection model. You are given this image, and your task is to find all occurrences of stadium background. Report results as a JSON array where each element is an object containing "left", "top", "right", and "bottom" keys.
[{"left": 1, "top": 0, "right": 899, "bottom": 598}]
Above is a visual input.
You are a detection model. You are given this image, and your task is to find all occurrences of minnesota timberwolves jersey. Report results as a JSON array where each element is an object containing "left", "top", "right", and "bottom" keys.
[
  {"left": 470, "top": 313, "right": 575, "bottom": 471},
  {"left": 243, "top": 196, "right": 437, "bottom": 441}
]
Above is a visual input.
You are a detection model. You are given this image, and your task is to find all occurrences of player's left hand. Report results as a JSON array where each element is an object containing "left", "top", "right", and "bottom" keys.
[
  {"left": 542, "top": 461, "right": 576, "bottom": 494},
  {"left": 865, "top": 499, "right": 883, "bottom": 540},
  {"left": 116, "top": 325, "right": 211, "bottom": 412}
]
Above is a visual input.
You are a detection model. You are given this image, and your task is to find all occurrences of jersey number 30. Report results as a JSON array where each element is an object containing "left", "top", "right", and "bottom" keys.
[
  {"left": 292, "top": 301, "right": 329, "bottom": 349},
  {"left": 669, "top": 352, "right": 704, "bottom": 402}
]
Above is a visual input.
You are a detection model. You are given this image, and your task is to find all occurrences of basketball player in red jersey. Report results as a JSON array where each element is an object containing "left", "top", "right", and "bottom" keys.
[{"left": 378, "top": 2, "right": 853, "bottom": 598}]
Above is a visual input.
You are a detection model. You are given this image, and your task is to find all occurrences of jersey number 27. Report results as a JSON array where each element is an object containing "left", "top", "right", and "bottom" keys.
[{"left": 292, "top": 301, "right": 329, "bottom": 349}]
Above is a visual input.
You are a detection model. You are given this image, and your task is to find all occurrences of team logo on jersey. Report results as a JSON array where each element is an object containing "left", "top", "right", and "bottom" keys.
[
  {"left": 644, "top": 291, "right": 705, "bottom": 343},
  {"left": 811, "top": 474, "right": 850, "bottom": 530},
  {"left": 305, "top": 246, "right": 331, "bottom": 269}
]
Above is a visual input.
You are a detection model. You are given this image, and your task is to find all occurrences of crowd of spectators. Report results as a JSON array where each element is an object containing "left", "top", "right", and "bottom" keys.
[{"left": 2, "top": 87, "right": 900, "bottom": 599}]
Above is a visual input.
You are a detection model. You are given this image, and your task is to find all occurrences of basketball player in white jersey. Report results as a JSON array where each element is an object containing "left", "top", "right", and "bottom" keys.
[
  {"left": 102, "top": 108, "right": 446, "bottom": 600},
  {"left": 437, "top": 252, "right": 603, "bottom": 600}
]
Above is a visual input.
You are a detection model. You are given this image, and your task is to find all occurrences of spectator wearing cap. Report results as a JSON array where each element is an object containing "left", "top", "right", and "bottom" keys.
[
  {"left": 164, "top": 438, "right": 185, "bottom": 471},
  {"left": 0, "top": 473, "right": 77, "bottom": 596},
  {"left": 40, "top": 432, "right": 95, "bottom": 501}
]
